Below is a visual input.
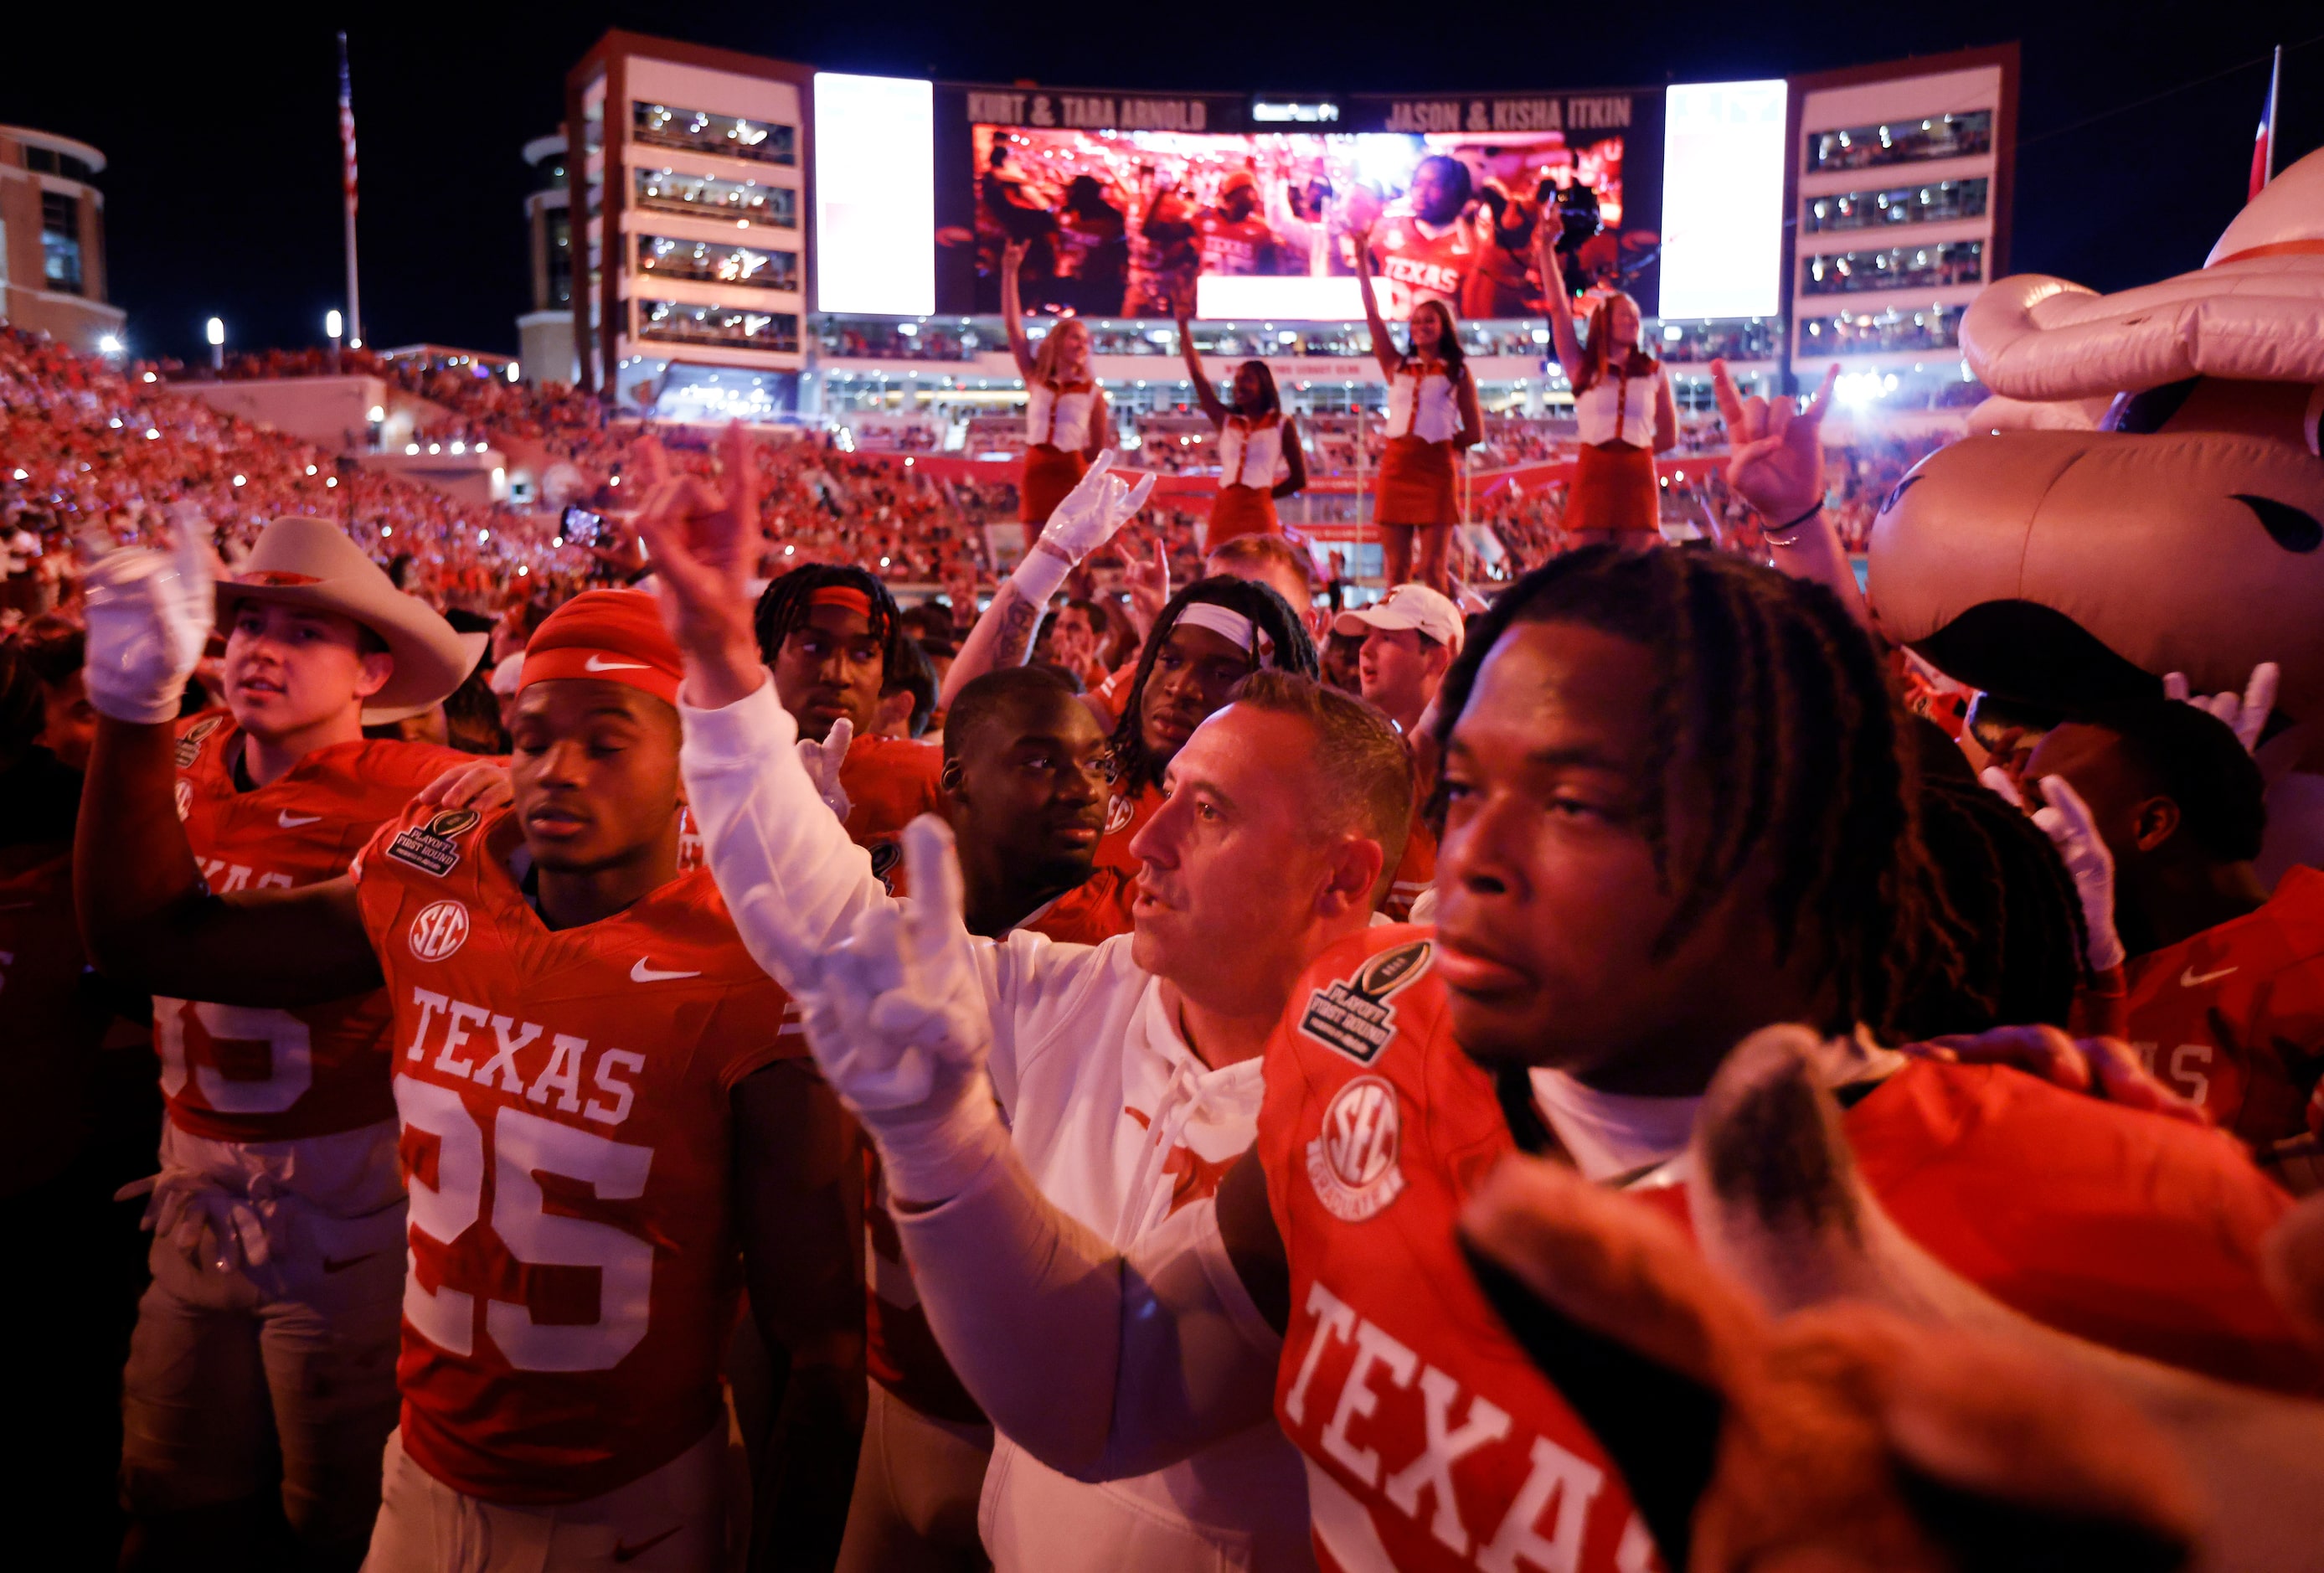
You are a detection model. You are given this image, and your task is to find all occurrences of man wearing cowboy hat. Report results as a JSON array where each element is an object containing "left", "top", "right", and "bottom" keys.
[{"left": 76, "top": 514, "right": 480, "bottom": 1569}]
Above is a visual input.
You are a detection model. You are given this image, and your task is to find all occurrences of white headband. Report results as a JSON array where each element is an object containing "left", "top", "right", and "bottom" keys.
[{"left": 1175, "top": 601, "right": 1274, "bottom": 664}]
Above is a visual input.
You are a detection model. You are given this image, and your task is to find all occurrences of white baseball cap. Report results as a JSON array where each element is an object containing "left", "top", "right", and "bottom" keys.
[{"left": 1333, "top": 583, "right": 1465, "bottom": 652}]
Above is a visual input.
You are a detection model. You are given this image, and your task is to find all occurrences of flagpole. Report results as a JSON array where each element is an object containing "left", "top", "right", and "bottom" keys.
[
  {"left": 2265, "top": 45, "right": 2284, "bottom": 185},
  {"left": 338, "top": 32, "right": 363, "bottom": 348}
]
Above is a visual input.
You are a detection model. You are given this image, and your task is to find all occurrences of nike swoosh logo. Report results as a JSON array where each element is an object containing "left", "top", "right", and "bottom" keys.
[
  {"left": 2181, "top": 965, "right": 2238, "bottom": 988},
  {"left": 585, "top": 654, "right": 649, "bottom": 672},
  {"left": 278, "top": 812, "right": 322, "bottom": 828},
  {"left": 631, "top": 958, "right": 701, "bottom": 983},
  {"left": 322, "top": 1252, "right": 377, "bottom": 1273},
  {"left": 612, "top": 1526, "right": 682, "bottom": 1563}
]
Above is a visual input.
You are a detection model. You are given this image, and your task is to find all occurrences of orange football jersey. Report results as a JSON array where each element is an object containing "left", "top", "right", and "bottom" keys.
[
  {"left": 1262, "top": 926, "right": 2315, "bottom": 1571},
  {"left": 164, "top": 714, "right": 471, "bottom": 1142},
  {"left": 353, "top": 802, "right": 794, "bottom": 1503},
  {"left": 841, "top": 735, "right": 945, "bottom": 891},
  {"left": 1022, "top": 865, "right": 1138, "bottom": 946},
  {"left": 2113, "top": 866, "right": 2324, "bottom": 1147},
  {"left": 1369, "top": 217, "right": 1478, "bottom": 313},
  {"left": 1091, "top": 780, "right": 1163, "bottom": 884}
]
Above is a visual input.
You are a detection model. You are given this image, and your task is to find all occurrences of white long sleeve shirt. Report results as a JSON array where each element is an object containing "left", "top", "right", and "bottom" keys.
[{"left": 680, "top": 679, "right": 1313, "bottom": 1573}]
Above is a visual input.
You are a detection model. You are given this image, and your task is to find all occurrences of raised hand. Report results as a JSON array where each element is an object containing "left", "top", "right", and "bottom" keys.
[
  {"left": 1912, "top": 1025, "right": 2211, "bottom": 1127},
  {"left": 796, "top": 714, "right": 854, "bottom": 824},
  {"left": 1034, "top": 449, "right": 1157, "bottom": 565},
  {"left": 631, "top": 422, "right": 763, "bottom": 706},
  {"left": 796, "top": 816, "right": 1004, "bottom": 1204},
  {"left": 415, "top": 758, "right": 516, "bottom": 812},
  {"left": 2164, "top": 662, "right": 2278, "bottom": 754},
  {"left": 1713, "top": 360, "right": 1839, "bottom": 527},
  {"left": 82, "top": 517, "right": 214, "bottom": 725},
  {"left": 2030, "top": 774, "right": 2126, "bottom": 973},
  {"left": 1121, "top": 536, "right": 1171, "bottom": 637}
]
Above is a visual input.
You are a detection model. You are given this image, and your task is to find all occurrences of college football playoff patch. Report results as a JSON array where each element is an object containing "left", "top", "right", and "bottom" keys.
[
  {"left": 174, "top": 714, "right": 224, "bottom": 770},
  {"left": 384, "top": 807, "right": 482, "bottom": 878},
  {"left": 1298, "top": 940, "right": 1431, "bottom": 1065}
]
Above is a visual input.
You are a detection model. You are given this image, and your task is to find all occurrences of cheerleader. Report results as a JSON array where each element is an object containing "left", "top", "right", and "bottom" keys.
[
  {"left": 1175, "top": 306, "right": 1307, "bottom": 549},
  {"left": 1355, "top": 225, "right": 1481, "bottom": 591},
  {"left": 1536, "top": 223, "right": 1676, "bottom": 544},
  {"left": 1001, "top": 240, "right": 1110, "bottom": 527}
]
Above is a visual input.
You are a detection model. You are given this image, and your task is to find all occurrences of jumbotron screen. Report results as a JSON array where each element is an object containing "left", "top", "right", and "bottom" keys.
[{"left": 930, "top": 86, "right": 1666, "bottom": 320}]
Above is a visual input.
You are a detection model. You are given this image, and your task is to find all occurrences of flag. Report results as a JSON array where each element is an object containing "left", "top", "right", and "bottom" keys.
[
  {"left": 2249, "top": 44, "right": 2282, "bottom": 202},
  {"left": 338, "top": 32, "right": 359, "bottom": 216}
]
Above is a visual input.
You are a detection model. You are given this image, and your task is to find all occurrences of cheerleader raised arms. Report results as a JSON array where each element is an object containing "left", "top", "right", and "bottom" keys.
[
  {"left": 1536, "top": 223, "right": 1677, "bottom": 544},
  {"left": 1174, "top": 303, "right": 1307, "bottom": 549},
  {"left": 1354, "top": 226, "right": 1481, "bottom": 591},
  {"left": 1002, "top": 240, "right": 1111, "bottom": 526}
]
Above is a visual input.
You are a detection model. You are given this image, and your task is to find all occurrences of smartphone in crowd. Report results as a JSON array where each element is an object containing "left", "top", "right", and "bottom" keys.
[{"left": 561, "top": 504, "right": 604, "bottom": 547}]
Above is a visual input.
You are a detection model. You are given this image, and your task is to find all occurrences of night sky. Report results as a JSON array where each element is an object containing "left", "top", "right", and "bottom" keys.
[{"left": 7, "top": 3, "right": 2319, "bottom": 364}]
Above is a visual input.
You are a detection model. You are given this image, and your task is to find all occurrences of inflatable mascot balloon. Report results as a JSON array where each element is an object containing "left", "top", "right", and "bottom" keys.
[{"left": 1870, "top": 146, "right": 2324, "bottom": 872}]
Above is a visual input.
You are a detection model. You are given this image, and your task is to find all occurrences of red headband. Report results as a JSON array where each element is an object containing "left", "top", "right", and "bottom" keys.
[
  {"left": 518, "top": 589, "right": 683, "bottom": 706},
  {"left": 810, "top": 585, "right": 873, "bottom": 618}
]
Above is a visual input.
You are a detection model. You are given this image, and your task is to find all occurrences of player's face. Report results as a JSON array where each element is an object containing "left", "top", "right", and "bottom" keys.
[
  {"left": 2022, "top": 722, "right": 2142, "bottom": 866},
  {"left": 1410, "top": 162, "right": 1464, "bottom": 224},
  {"left": 954, "top": 692, "right": 1110, "bottom": 887},
  {"left": 774, "top": 604, "right": 884, "bottom": 742},
  {"left": 39, "top": 671, "right": 97, "bottom": 771},
  {"left": 508, "top": 679, "right": 683, "bottom": 874},
  {"left": 1433, "top": 620, "right": 1809, "bottom": 1091},
  {"left": 1129, "top": 704, "right": 1337, "bottom": 1004},
  {"left": 1358, "top": 626, "right": 1444, "bottom": 719},
  {"left": 1052, "top": 606, "right": 1100, "bottom": 670},
  {"left": 1222, "top": 186, "right": 1255, "bottom": 221},
  {"left": 1137, "top": 621, "right": 1255, "bottom": 765},
  {"left": 221, "top": 600, "right": 392, "bottom": 740}
]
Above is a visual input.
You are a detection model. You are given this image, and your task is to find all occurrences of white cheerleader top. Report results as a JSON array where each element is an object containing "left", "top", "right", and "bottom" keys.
[
  {"left": 1384, "top": 358, "right": 1461, "bottom": 443},
  {"left": 1026, "top": 379, "right": 1095, "bottom": 451},
  {"left": 1217, "top": 413, "right": 1284, "bottom": 489},
  {"left": 1574, "top": 365, "right": 1663, "bottom": 448}
]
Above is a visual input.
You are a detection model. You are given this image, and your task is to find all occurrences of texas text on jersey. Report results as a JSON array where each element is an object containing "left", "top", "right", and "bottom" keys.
[
  {"left": 352, "top": 800, "right": 795, "bottom": 1503},
  {"left": 1371, "top": 218, "right": 1478, "bottom": 314},
  {"left": 2117, "top": 864, "right": 2324, "bottom": 1146},
  {"left": 165, "top": 713, "right": 472, "bottom": 1142},
  {"left": 1259, "top": 925, "right": 2318, "bottom": 1571}
]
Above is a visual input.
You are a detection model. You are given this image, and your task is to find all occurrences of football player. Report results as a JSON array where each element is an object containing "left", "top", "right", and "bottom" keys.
[
  {"left": 77, "top": 570, "right": 860, "bottom": 1570},
  {"left": 78, "top": 517, "right": 478, "bottom": 1568},
  {"left": 2023, "top": 699, "right": 2324, "bottom": 1147}
]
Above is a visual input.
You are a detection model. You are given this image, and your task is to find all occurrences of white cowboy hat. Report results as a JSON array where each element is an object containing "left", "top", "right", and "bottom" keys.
[
  {"left": 1963, "top": 146, "right": 2324, "bottom": 409},
  {"left": 213, "top": 517, "right": 474, "bottom": 722}
]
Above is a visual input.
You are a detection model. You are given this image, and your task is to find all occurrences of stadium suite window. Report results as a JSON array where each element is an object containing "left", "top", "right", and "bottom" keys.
[
  {"left": 1801, "top": 240, "right": 1983, "bottom": 297},
  {"left": 636, "top": 234, "right": 797, "bottom": 291},
  {"left": 1805, "top": 178, "right": 1988, "bottom": 234},
  {"left": 1807, "top": 111, "right": 1992, "bottom": 173},
  {"left": 23, "top": 146, "right": 98, "bottom": 185},
  {"left": 1801, "top": 303, "right": 1963, "bottom": 355},
  {"left": 41, "top": 191, "right": 83, "bottom": 295},
  {"left": 631, "top": 168, "right": 796, "bottom": 228},
  {"left": 632, "top": 101, "right": 796, "bottom": 167},
  {"left": 639, "top": 300, "right": 800, "bottom": 353}
]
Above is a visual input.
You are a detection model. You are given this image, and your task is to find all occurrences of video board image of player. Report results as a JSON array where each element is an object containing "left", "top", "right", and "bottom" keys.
[{"left": 968, "top": 124, "right": 1636, "bottom": 320}]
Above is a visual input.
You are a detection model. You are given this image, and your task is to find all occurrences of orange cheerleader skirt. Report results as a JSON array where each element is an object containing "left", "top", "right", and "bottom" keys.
[
  {"left": 1374, "top": 436, "right": 1458, "bottom": 527},
  {"left": 1204, "top": 483, "right": 1280, "bottom": 550},
  {"left": 1567, "top": 440, "right": 1660, "bottom": 534},
  {"left": 1021, "top": 443, "right": 1088, "bottom": 525}
]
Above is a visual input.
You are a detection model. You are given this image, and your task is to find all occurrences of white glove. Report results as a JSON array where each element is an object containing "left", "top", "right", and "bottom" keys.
[
  {"left": 2030, "top": 774, "right": 2126, "bottom": 973},
  {"left": 82, "top": 525, "right": 214, "bottom": 725},
  {"left": 1977, "top": 765, "right": 2025, "bottom": 809},
  {"left": 1011, "top": 450, "right": 1158, "bottom": 604},
  {"left": 796, "top": 715, "right": 853, "bottom": 824},
  {"left": 796, "top": 816, "right": 1006, "bottom": 1204},
  {"left": 2164, "top": 662, "right": 2276, "bottom": 754}
]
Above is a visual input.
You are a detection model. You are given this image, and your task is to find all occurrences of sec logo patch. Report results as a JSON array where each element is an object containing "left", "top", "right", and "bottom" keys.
[
  {"left": 1306, "top": 1075, "right": 1405, "bottom": 1222},
  {"left": 1103, "top": 792, "right": 1136, "bottom": 837},
  {"left": 407, "top": 900, "right": 470, "bottom": 962}
]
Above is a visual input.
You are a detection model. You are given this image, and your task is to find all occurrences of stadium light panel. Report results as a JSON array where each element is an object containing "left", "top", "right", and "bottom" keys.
[
  {"left": 816, "top": 73, "right": 935, "bottom": 316},
  {"left": 1660, "top": 80, "right": 1788, "bottom": 321}
]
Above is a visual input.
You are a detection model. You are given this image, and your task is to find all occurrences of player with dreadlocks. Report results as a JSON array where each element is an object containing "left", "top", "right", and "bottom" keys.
[
  {"left": 794, "top": 544, "right": 2316, "bottom": 1573},
  {"left": 751, "top": 560, "right": 941, "bottom": 882},
  {"left": 1087, "top": 575, "right": 1315, "bottom": 885}
]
